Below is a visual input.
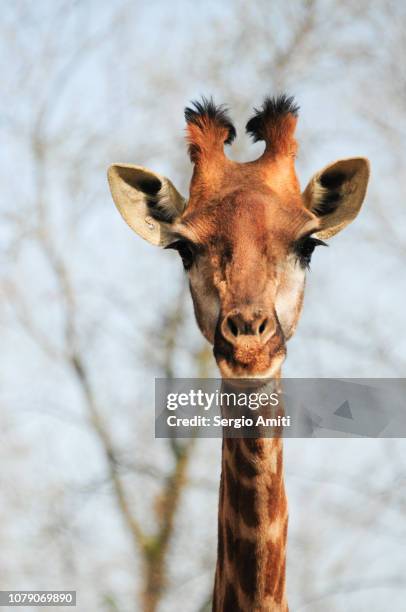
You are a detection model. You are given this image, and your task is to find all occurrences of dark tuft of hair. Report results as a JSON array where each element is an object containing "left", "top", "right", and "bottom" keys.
[
  {"left": 246, "top": 94, "right": 299, "bottom": 143},
  {"left": 137, "top": 177, "right": 162, "bottom": 196},
  {"left": 313, "top": 191, "right": 341, "bottom": 217},
  {"left": 184, "top": 96, "right": 236, "bottom": 144},
  {"left": 313, "top": 169, "right": 348, "bottom": 216},
  {"left": 319, "top": 170, "right": 347, "bottom": 190}
]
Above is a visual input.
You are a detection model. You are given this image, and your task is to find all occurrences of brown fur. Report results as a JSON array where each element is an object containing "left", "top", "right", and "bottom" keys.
[
  {"left": 261, "top": 113, "right": 298, "bottom": 159},
  {"left": 215, "top": 437, "right": 288, "bottom": 611},
  {"left": 225, "top": 461, "right": 260, "bottom": 528},
  {"left": 234, "top": 442, "right": 260, "bottom": 479},
  {"left": 186, "top": 118, "right": 231, "bottom": 164}
]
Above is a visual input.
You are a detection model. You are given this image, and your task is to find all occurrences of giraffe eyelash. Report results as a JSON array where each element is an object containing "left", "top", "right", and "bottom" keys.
[
  {"left": 166, "top": 239, "right": 197, "bottom": 270},
  {"left": 293, "top": 236, "right": 328, "bottom": 269}
]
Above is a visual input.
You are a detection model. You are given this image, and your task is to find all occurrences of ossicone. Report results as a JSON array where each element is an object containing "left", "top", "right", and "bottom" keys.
[
  {"left": 184, "top": 96, "right": 236, "bottom": 164},
  {"left": 246, "top": 94, "right": 299, "bottom": 158}
]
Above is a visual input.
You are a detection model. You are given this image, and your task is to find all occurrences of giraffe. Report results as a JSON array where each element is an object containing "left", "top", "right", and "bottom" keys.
[{"left": 107, "top": 95, "right": 370, "bottom": 611}]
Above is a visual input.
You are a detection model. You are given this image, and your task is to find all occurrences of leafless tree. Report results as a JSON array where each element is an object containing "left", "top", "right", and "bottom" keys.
[{"left": 1, "top": 2, "right": 405, "bottom": 611}]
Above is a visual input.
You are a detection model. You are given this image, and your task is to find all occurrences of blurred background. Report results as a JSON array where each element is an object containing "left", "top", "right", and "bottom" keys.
[{"left": 1, "top": 1, "right": 406, "bottom": 611}]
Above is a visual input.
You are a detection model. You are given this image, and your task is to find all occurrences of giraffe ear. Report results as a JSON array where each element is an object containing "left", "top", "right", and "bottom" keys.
[
  {"left": 303, "top": 157, "right": 370, "bottom": 239},
  {"left": 107, "top": 164, "right": 186, "bottom": 246}
]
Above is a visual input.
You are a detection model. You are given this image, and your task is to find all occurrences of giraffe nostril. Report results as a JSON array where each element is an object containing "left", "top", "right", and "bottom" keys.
[
  {"left": 227, "top": 317, "right": 239, "bottom": 337},
  {"left": 259, "top": 318, "right": 268, "bottom": 335},
  {"left": 222, "top": 309, "right": 276, "bottom": 345}
]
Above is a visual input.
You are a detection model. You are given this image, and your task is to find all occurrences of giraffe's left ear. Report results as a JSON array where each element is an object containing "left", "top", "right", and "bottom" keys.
[{"left": 303, "top": 157, "right": 370, "bottom": 239}]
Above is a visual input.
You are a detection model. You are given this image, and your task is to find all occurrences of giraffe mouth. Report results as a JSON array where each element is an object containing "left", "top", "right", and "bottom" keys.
[
  {"left": 216, "top": 354, "right": 286, "bottom": 380},
  {"left": 214, "top": 344, "right": 287, "bottom": 380}
]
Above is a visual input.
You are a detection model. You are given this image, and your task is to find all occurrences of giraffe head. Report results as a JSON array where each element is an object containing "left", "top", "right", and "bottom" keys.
[{"left": 108, "top": 95, "right": 369, "bottom": 379}]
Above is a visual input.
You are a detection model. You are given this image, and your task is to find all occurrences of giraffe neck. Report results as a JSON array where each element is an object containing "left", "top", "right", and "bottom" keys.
[{"left": 213, "top": 385, "right": 288, "bottom": 611}]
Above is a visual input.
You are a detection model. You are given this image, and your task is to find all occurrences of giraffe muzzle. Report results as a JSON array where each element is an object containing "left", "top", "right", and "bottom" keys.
[{"left": 214, "top": 307, "right": 286, "bottom": 378}]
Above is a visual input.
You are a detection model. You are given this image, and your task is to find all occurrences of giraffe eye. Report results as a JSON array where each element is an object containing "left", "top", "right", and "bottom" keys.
[
  {"left": 167, "top": 240, "right": 196, "bottom": 270},
  {"left": 294, "top": 236, "right": 327, "bottom": 269}
]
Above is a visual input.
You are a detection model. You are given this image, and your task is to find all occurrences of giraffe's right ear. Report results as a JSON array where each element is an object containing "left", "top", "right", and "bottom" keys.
[{"left": 107, "top": 164, "right": 186, "bottom": 247}]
